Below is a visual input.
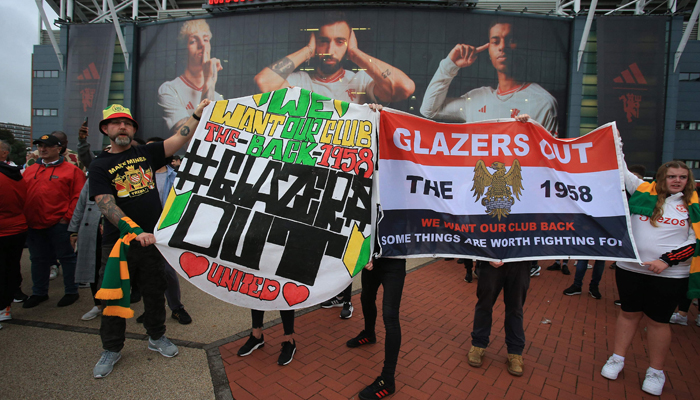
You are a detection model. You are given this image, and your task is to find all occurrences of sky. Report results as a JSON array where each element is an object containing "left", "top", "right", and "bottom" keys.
[{"left": 0, "top": 1, "right": 58, "bottom": 126}]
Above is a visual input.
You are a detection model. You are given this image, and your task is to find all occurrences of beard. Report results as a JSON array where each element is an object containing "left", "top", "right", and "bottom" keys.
[
  {"left": 314, "top": 56, "right": 343, "bottom": 76},
  {"left": 112, "top": 133, "right": 133, "bottom": 147}
]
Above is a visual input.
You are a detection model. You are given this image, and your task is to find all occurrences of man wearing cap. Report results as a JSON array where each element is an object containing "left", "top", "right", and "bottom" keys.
[
  {"left": 22, "top": 134, "right": 86, "bottom": 308},
  {"left": 88, "top": 100, "right": 210, "bottom": 378}
]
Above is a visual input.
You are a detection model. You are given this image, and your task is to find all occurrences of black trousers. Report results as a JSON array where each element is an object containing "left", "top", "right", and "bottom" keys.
[
  {"left": 0, "top": 232, "right": 27, "bottom": 309},
  {"left": 251, "top": 309, "right": 295, "bottom": 335},
  {"left": 100, "top": 242, "right": 167, "bottom": 352},
  {"left": 361, "top": 258, "right": 406, "bottom": 381},
  {"left": 471, "top": 261, "right": 530, "bottom": 355}
]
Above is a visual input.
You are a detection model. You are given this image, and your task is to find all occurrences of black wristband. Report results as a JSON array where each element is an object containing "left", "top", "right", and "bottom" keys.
[{"left": 192, "top": 113, "right": 201, "bottom": 121}]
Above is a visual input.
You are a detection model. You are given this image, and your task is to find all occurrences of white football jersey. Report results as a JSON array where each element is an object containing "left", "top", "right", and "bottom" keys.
[
  {"left": 287, "top": 69, "right": 377, "bottom": 104},
  {"left": 158, "top": 76, "right": 224, "bottom": 130},
  {"left": 421, "top": 58, "right": 559, "bottom": 135}
]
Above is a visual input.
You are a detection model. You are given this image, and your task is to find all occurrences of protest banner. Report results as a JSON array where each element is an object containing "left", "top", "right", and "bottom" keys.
[
  {"left": 154, "top": 87, "right": 379, "bottom": 310},
  {"left": 377, "top": 110, "right": 640, "bottom": 263}
]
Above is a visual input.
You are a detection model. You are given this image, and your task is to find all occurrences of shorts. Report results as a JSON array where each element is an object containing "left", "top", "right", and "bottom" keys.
[{"left": 615, "top": 266, "right": 689, "bottom": 323}]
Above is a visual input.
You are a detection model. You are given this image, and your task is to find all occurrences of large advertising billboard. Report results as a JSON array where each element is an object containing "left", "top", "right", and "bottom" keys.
[{"left": 135, "top": 9, "right": 571, "bottom": 138}]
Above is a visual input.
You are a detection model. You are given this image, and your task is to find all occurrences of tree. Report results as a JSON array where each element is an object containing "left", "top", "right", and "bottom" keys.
[{"left": 0, "top": 129, "right": 27, "bottom": 165}]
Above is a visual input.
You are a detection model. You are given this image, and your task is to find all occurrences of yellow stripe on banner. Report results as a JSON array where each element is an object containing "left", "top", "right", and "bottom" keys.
[
  {"left": 120, "top": 261, "right": 130, "bottom": 280},
  {"left": 691, "top": 192, "right": 699, "bottom": 206},
  {"left": 342, "top": 224, "right": 365, "bottom": 276},
  {"left": 691, "top": 257, "right": 700, "bottom": 275},
  {"left": 109, "top": 239, "right": 124, "bottom": 258},
  {"left": 158, "top": 187, "right": 177, "bottom": 228}
]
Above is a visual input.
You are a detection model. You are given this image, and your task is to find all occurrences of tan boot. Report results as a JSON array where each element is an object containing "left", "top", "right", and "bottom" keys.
[
  {"left": 507, "top": 354, "right": 524, "bottom": 376},
  {"left": 467, "top": 346, "right": 486, "bottom": 367}
]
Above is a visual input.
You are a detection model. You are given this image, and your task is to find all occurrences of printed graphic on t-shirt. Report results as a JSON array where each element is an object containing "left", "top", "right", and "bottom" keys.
[{"left": 112, "top": 164, "right": 155, "bottom": 198}]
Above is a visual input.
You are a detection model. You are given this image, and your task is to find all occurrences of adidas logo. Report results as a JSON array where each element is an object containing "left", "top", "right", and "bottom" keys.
[
  {"left": 478, "top": 106, "right": 486, "bottom": 113},
  {"left": 186, "top": 101, "right": 194, "bottom": 111},
  {"left": 510, "top": 108, "right": 520, "bottom": 118},
  {"left": 613, "top": 63, "right": 647, "bottom": 85},
  {"left": 77, "top": 62, "right": 100, "bottom": 81}
]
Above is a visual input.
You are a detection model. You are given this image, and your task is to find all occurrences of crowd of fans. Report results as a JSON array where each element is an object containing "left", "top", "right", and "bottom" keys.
[{"left": 0, "top": 106, "right": 697, "bottom": 398}]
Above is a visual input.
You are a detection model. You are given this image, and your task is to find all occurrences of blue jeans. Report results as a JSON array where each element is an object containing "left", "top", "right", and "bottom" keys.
[
  {"left": 573, "top": 259, "right": 605, "bottom": 289},
  {"left": 27, "top": 223, "right": 78, "bottom": 296}
]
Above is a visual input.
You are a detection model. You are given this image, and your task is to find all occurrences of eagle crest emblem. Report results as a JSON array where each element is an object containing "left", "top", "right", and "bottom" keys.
[{"left": 471, "top": 160, "right": 524, "bottom": 220}]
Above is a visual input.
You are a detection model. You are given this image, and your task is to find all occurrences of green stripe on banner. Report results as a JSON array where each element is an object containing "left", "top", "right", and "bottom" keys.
[
  {"left": 351, "top": 236, "right": 372, "bottom": 277},
  {"left": 159, "top": 191, "right": 192, "bottom": 230}
]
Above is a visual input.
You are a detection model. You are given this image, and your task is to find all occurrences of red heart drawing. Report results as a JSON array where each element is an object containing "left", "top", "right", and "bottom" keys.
[
  {"left": 179, "top": 252, "right": 209, "bottom": 278},
  {"left": 282, "top": 282, "right": 310, "bottom": 307}
]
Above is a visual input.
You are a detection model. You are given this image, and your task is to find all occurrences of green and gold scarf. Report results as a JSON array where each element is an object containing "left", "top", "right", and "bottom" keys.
[{"left": 95, "top": 217, "right": 143, "bottom": 318}]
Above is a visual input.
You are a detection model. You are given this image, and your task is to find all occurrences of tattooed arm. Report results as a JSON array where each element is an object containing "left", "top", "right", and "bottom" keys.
[
  {"left": 95, "top": 194, "right": 155, "bottom": 246},
  {"left": 163, "top": 99, "right": 211, "bottom": 157},
  {"left": 345, "top": 30, "right": 415, "bottom": 103},
  {"left": 254, "top": 33, "right": 316, "bottom": 93}
]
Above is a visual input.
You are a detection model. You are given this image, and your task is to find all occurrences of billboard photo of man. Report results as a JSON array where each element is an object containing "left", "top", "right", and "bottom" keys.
[
  {"left": 158, "top": 20, "right": 224, "bottom": 135},
  {"left": 254, "top": 12, "right": 415, "bottom": 104},
  {"left": 420, "top": 19, "right": 559, "bottom": 135}
]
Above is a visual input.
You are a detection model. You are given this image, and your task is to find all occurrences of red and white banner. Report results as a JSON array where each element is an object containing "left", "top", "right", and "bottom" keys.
[{"left": 377, "top": 110, "right": 640, "bottom": 263}]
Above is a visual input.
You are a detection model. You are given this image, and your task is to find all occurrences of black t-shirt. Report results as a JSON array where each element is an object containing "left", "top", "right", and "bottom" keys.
[{"left": 88, "top": 142, "right": 167, "bottom": 244}]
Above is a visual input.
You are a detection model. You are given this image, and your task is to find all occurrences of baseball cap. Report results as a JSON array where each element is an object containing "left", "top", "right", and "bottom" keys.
[
  {"left": 99, "top": 104, "right": 139, "bottom": 135},
  {"left": 33, "top": 134, "right": 62, "bottom": 147}
]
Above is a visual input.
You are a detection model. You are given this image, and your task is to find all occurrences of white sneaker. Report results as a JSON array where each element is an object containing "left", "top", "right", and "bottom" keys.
[
  {"left": 642, "top": 368, "right": 665, "bottom": 395},
  {"left": 587, "top": 264, "right": 593, "bottom": 269},
  {"left": 49, "top": 265, "right": 58, "bottom": 280},
  {"left": 601, "top": 356, "right": 625, "bottom": 380},
  {"left": 82, "top": 306, "right": 102, "bottom": 321},
  {"left": 0, "top": 306, "right": 10, "bottom": 322},
  {"left": 669, "top": 312, "right": 688, "bottom": 325}
]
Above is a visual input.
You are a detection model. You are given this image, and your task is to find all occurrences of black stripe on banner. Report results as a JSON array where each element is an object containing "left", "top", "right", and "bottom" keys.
[{"left": 378, "top": 210, "right": 636, "bottom": 260}]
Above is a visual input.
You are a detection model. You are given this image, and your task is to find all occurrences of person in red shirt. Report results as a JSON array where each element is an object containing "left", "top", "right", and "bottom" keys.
[
  {"left": 22, "top": 134, "right": 86, "bottom": 309},
  {"left": 0, "top": 140, "right": 28, "bottom": 326}
]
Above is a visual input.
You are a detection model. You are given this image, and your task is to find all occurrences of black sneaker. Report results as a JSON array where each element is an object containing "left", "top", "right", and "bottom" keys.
[
  {"left": 136, "top": 313, "right": 145, "bottom": 323},
  {"left": 57, "top": 293, "right": 79, "bottom": 307},
  {"left": 320, "top": 297, "right": 343, "bottom": 308},
  {"left": 237, "top": 333, "right": 265, "bottom": 356},
  {"left": 340, "top": 302, "right": 353, "bottom": 319},
  {"left": 23, "top": 295, "right": 49, "bottom": 309},
  {"left": 464, "top": 272, "right": 473, "bottom": 283},
  {"left": 13, "top": 289, "right": 28, "bottom": 303},
  {"left": 614, "top": 299, "right": 622, "bottom": 306},
  {"left": 563, "top": 285, "right": 582, "bottom": 296},
  {"left": 359, "top": 376, "right": 395, "bottom": 400},
  {"left": 589, "top": 287, "right": 602, "bottom": 299},
  {"left": 561, "top": 264, "right": 571, "bottom": 275},
  {"left": 546, "top": 262, "right": 561, "bottom": 271},
  {"left": 172, "top": 308, "right": 193, "bottom": 325},
  {"left": 530, "top": 265, "right": 541, "bottom": 277},
  {"left": 347, "top": 330, "right": 377, "bottom": 348},
  {"left": 277, "top": 340, "right": 296, "bottom": 366}
]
